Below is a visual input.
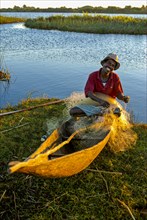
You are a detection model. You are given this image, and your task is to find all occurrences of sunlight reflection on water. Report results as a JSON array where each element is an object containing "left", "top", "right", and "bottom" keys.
[{"left": 12, "top": 23, "right": 26, "bottom": 29}]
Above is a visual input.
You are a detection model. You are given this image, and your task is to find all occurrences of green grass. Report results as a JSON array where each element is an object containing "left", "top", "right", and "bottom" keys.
[
  {"left": 25, "top": 14, "right": 147, "bottom": 35},
  {"left": 0, "top": 98, "right": 146, "bottom": 219},
  {"left": 0, "top": 15, "right": 26, "bottom": 24}
]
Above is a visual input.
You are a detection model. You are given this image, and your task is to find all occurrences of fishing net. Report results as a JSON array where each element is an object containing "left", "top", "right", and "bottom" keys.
[
  {"left": 64, "top": 92, "right": 137, "bottom": 153},
  {"left": 106, "top": 112, "right": 137, "bottom": 152}
]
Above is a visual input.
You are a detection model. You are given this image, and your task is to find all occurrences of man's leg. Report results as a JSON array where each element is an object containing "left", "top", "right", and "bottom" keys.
[{"left": 70, "top": 107, "right": 86, "bottom": 117}]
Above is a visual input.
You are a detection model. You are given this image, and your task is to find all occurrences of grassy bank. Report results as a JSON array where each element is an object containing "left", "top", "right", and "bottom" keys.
[
  {"left": 0, "top": 98, "right": 146, "bottom": 219},
  {"left": 0, "top": 15, "right": 26, "bottom": 24},
  {"left": 25, "top": 14, "right": 147, "bottom": 35}
]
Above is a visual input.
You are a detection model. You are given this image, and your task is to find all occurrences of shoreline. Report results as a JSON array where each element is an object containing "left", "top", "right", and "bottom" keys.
[{"left": 0, "top": 97, "right": 147, "bottom": 125}]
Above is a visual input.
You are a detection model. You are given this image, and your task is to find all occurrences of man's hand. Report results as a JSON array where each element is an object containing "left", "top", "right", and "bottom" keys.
[
  {"left": 123, "top": 96, "right": 130, "bottom": 103},
  {"left": 117, "top": 93, "right": 130, "bottom": 103}
]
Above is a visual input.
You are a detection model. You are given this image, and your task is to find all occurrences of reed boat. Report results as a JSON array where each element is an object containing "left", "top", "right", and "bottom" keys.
[
  {"left": 8, "top": 122, "right": 111, "bottom": 178},
  {"left": 8, "top": 93, "right": 122, "bottom": 178}
]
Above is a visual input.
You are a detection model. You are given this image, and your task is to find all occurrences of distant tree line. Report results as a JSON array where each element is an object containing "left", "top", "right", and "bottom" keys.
[{"left": 0, "top": 5, "right": 147, "bottom": 14}]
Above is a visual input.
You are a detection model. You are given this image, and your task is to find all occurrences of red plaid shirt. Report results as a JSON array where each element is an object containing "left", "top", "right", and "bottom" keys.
[{"left": 84, "top": 69, "right": 123, "bottom": 99}]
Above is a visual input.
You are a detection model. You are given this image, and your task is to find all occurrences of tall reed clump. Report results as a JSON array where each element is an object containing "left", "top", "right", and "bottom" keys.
[
  {"left": 25, "top": 14, "right": 147, "bottom": 35},
  {"left": 0, "top": 15, "right": 26, "bottom": 24}
]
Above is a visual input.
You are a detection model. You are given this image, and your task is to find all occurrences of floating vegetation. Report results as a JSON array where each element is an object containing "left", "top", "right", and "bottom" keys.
[
  {"left": 0, "top": 54, "right": 11, "bottom": 82},
  {"left": 0, "top": 55, "right": 11, "bottom": 100},
  {"left": 0, "top": 70, "right": 11, "bottom": 81}
]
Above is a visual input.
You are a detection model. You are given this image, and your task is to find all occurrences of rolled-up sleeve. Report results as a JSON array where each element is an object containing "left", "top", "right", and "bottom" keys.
[
  {"left": 84, "top": 74, "right": 95, "bottom": 97},
  {"left": 114, "top": 77, "right": 124, "bottom": 96}
]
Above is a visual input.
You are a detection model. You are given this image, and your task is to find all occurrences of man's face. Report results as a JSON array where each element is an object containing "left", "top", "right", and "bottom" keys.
[{"left": 103, "top": 59, "right": 116, "bottom": 73}]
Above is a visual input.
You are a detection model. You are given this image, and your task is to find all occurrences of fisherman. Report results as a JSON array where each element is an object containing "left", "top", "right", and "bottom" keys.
[{"left": 70, "top": 53, "right": 130, "bottom": 117}]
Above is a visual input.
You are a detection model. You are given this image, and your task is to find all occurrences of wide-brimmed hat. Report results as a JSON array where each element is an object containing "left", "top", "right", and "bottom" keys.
[{"left": 101, "top": 53, "right": 120, "bottom": 70}]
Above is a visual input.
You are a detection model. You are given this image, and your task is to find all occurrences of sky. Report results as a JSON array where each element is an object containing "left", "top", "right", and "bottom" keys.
[{"left": 0, "top": 0, "right": 146, "bottom": 9}]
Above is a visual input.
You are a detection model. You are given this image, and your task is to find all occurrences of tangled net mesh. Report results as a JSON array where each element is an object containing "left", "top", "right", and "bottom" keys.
[
  {"left": 45, "top": 92, "right": 137, "bottom": 153},
  {"left": 65, "top": 92, "right": 137, "bottom": 153},
  {"left": 102, "top": 113, "right": 137, "bottom": 152}
]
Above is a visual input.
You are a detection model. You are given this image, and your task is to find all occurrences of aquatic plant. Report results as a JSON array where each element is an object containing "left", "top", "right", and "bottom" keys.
[
  {"left": 0, "top": 54, "right": 11, "bottom": 82},
  {"left": 0, "top": 52, "right": 11, "bottom": 82},
  {"left": 25, "top": 14, "right": 147, "bottom": 35},
  {"left": 0, "top": 15, "right": 26, "bottom": 24},
  {"left": 0, "top": 70, "right": 10, "bottom": 81}
]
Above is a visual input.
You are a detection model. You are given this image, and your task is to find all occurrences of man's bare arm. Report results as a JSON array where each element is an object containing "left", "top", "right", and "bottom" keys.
[{"left": 87, "top": 91, "right": 110, "bottom": 108}]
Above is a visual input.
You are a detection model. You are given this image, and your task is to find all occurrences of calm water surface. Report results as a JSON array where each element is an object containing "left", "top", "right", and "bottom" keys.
[
  {"left": 1, "top": 12, "right": 147, "bottom": 18},
  {"left": 0, "top": 13, "right": 146, "bottom": 123}
]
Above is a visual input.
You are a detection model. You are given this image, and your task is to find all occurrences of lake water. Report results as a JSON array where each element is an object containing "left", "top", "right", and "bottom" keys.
[
  {"left": 0, "top": 12, "right": 147, "bottom": 19},
  {"left": 0, "top": 12, "right": 146, "bottom": 123}
]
